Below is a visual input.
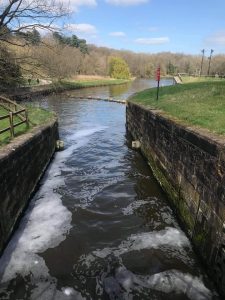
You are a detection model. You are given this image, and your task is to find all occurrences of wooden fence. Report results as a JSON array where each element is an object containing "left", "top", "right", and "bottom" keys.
[{"left": 0, "top": 95, "right": 29, "bottom": 138}]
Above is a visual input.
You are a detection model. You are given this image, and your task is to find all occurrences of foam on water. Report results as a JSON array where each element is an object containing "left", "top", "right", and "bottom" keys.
[
  {"left": 122, "top": 200, "right": 149, "bottom": 215},
  {"left": 113, "top": 266, "right": 213, "bottom": 300},
  {"left": 0, "top": 126, "right": 107, "bottom": 295},
  {"left": 91, "top": 227, "right": 190, "bottom": 259},
  {"left": 69, "top": 126, "right": 107, "bottom": 141}
]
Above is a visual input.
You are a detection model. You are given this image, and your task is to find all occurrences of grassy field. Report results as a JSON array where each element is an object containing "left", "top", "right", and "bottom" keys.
[
  {"left": 180, "top": 75, "right": 223, "bottom": 84},
  {"left": 0, "top": 106, "right": 55, "bottom": 146},
  {"left": 129, "top": 81, "right": 225, "bottom": 135}
]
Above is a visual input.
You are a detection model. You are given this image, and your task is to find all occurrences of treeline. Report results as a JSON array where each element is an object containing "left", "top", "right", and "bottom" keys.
[
  {"left": 85, "top": 45, "right": 225, "bottom": 78},
  {"left": 1, "top": 30, "right": 225, "bottom": 89}
]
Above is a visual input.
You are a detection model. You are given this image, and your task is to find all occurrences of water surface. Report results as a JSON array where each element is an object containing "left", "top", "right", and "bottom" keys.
[{"left": 0, "top": 79, "right": 219, "bottom": 299}]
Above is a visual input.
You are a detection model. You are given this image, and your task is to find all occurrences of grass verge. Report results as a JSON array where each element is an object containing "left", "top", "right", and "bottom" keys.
[
  {"left": 180, "top": 75, "right": 223, "bottom": 84},
  {"left": 57, "top": 78, "right": 130, "bottom": 90},
  {"left": 0, "top": 106, "right": 55, "bottom": 146},
  {"left": 129, "top": 81, "right": 225, "bottom": 135}
]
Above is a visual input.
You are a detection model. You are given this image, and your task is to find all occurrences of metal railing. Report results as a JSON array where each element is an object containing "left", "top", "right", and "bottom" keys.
[{"left": 0, "top": 95, "right": 29, "bottom": 138}]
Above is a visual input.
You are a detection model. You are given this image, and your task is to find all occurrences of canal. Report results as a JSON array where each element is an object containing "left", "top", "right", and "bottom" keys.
[{"left": 0, "top": 79, "right": 220, "bottom": 299}]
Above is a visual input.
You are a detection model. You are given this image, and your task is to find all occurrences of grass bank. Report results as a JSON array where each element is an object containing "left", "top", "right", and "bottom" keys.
[
  {"left": 58, "top": 78, "right": 130, "bottom": 89},
  {"left": 180, "top": 75, "right": 223, "bottom": 84},
  {"left": 0, "top": 106, "right": 55, "bottom": 146},
  {"left": 129, "top": 81, "right": 225, "bottom": 135}
]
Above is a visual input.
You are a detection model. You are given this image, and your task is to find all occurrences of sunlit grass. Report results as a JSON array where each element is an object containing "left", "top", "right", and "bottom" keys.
[
  {"left": 60, "top": 78, "right": 130, "bottom": 89},
  {"left": 0, "top": 106, "right": 55, "bottom": 146},
  {"left": 181, "top": 75, "right": 223, "bottom": 84},
  {"left": 129, "top": 81, "right": 225, "bottom": 135}
]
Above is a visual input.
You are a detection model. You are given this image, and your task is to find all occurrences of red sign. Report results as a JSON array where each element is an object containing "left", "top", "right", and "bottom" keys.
[{"left": 156, "top": 67, "right": 161, "bottom": 81}]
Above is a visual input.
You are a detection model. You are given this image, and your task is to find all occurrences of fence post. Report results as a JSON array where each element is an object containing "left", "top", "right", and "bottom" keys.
[
  {"left": 9, "top": 112, "right": 14, "bottom": 138},
  {"left": 25, "top": 109, "right": 29, "bottom": 128}
]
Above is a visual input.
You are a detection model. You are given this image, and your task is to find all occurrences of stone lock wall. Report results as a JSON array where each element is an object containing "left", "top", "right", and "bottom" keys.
[
  {"left": 126, "top": 102, "right": 225, "bottom": 297},
  {"left": 0, "top": 119, "right": 58, "bottom": 254}
]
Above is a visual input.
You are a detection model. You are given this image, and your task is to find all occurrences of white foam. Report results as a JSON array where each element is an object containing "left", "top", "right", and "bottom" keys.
[
  {"left": 69, "top": 126, "right": 107, "bottom": 141},
  {"left": 92, "top": 227, "right": 190, "bottom": 259},
  {"left": 122, "top": 200, "right": 149, "bottom": 215},
  {"left": 111, "top": 266, "right": 213, "bottom": 299},
  {"left": 136, "top": 269, "right": 212, "bottom": 300},
  {"left": 0, "top": 126, "right": 107, "bottom": 288},
  {"left": 29, "top": 282, "right": 85, "bottom": 300},
  {"left": 61, "top": 287, "right": 85, "bottom": 298}
]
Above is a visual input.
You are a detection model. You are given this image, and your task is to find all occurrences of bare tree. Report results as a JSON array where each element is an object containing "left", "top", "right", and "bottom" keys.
[{"left": 0, "top": 0, "right": 68, "bottom": 45}]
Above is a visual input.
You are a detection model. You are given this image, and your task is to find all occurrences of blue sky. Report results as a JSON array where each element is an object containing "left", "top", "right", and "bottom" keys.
[{"left": 62, "top": 0, "right": 225, "bottom": 55}]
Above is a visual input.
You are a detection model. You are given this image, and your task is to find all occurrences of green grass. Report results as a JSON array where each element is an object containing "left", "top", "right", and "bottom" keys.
[
  {"left": 129, "top": 81, "right": 225, "bottom": 135},
  {"left": 59, "top": 78, "right": 130, "bottom": 89},
  {"left": 0, "top": 106, "right": 55, "bottom": 146},
  {"left": 181, "top": 75, "right": 223, "bottom": 84}
]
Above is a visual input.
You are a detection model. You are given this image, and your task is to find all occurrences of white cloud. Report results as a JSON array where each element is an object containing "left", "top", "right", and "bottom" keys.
[
  {"left": 135, "top": 37, "right": 170, "bottom": 45},
  {"left": 65, "top": 0, "right": 97, "bottom": 7},
  {"left": 66, "top": 23, "right": 97, "bottom": 35},
  {"left": 206, "top": 32, "right": 225, "bottom": 45},
  {"left": 106, "top": 0, "right": 148, "bottom": 6},
  {"left": 62, "top": 0, "right": 97, "bottom": 12},
  {"left": 109, "top": 31, "right": 126, "bottom": 37}
]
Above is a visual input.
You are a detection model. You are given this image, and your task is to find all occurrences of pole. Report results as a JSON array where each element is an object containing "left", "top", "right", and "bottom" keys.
[
  {"left": 156, "top": 79, "right": 160, "bottom": 101},
  {"left": 156, "top": 66, "right": 160, "bottom": 101},
  {"left": 200, "top": 49, "right": 205, "bottom": 77},
  {"left": 207, "top": 49, "right": 214, "bottom": 76}
]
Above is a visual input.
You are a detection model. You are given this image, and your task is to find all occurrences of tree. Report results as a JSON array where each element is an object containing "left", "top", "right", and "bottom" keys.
[
  {"left": 53, "top": 32, "right": 88, "bottom": 54},
  {"left": 34, "top": 39, "right": 83, "bottom": 80},
  {"left": 15, "top": 28, "right": 41, "bottom": 45},
  {"left": 0, "top": 45, "right": 23, "bottom": 89},
  {"left": 108, "top": 56, "right": 130, "bottom": 79},
  {"left": 0, "top": 0, "right": 68, "bottom": 45}
]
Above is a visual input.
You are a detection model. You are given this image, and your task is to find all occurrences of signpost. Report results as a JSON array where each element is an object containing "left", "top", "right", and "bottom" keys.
[{"left": 156, "top": 66, "right": 160, "bottom": 100}]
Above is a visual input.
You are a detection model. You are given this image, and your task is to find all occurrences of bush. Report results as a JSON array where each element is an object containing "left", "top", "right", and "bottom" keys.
[{"left": 108, "top": 56, "right": 131, "bottom": 79}]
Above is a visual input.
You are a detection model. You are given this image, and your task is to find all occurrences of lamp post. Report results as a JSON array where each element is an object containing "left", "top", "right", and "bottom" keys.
[
  {"left": 200, "top": 49, "right": 205, "bottom": 76},
  {"left": 207, "top": 49, "right": 214, "bottom": 76}
]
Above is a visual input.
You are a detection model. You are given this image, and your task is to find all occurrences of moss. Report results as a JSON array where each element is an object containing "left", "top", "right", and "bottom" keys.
[
  {"left": 193, "top": 232, "right": 207, "bottom": 245},
  {"left": 142, "top": 145, "right": 195, "bottom": 235},
  {"left": 178, "top": 200, "right": 195, "bottom": 233},
  {"left": 142, "top": 146, "right": 179, "bottom": 204}
]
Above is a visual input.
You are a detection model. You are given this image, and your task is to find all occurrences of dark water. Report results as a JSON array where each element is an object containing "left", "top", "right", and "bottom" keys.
[{"left": 0, "top": 79, "right": 220, "bottom": 299}]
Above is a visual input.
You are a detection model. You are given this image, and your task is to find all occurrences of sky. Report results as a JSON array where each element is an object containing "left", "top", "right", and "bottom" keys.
[{"left": 62, "top": 0, "right": 225, "bottom": 55}]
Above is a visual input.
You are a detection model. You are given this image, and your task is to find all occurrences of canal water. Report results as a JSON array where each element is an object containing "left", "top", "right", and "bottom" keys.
[{"left": 0, "top": 79, "right": 220, "bottom": 299}]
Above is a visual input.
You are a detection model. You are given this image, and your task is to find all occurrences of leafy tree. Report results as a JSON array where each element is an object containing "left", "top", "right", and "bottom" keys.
[
  {"left": 16, "top": 29, "right": 41, "bottom": 45},
  {"left": 29, "top": 29, "right": 41, "bottom": 45},
  {"left": 53, "top": 32, "right": 88, "bottom": 54},
  {"left": 108, "top": 56, "right": 130, "bottom": 79}
]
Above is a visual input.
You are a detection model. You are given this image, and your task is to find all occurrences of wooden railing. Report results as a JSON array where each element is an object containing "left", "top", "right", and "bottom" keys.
[{"left": 0, "top": 95, "right": 29, "bottom": 138}]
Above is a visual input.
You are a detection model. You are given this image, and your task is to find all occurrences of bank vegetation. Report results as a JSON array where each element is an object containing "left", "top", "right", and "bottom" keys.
[
  {"left": 129, "top": 81, "right": 225, "bottom": 135},
  {"left": 1, "top": 30, "right": 225, "bottom": 90}
]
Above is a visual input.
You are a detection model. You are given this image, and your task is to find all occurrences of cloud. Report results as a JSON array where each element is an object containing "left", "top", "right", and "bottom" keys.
[
  {"left": 205, "top": 32, "right": 225, "bottom": 45},
  {"left": 66, "top": 23, "right": 97, "bottom": 35},
  {"left": 106, "top": 0, "right": 148, "bottom": 6},
  {"left": 62, "top": 0, "right": 97, "bottom": 12},
  {"left": 66, "top": 0, "right": 97, "bottom": 7},
  {"left": 109, "top": 31, "right": 126, "bottom": 37},
  {"left": 135, "top": 37, "right": 170, "bottom": 45}
]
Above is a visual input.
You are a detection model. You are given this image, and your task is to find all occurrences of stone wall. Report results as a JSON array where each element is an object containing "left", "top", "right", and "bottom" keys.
[
  {"left": 0, "top": 119, "right": 58, "bottom": 254},
  {"left": 126, "top": 102, "right": 225, "bottom": 297}
]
